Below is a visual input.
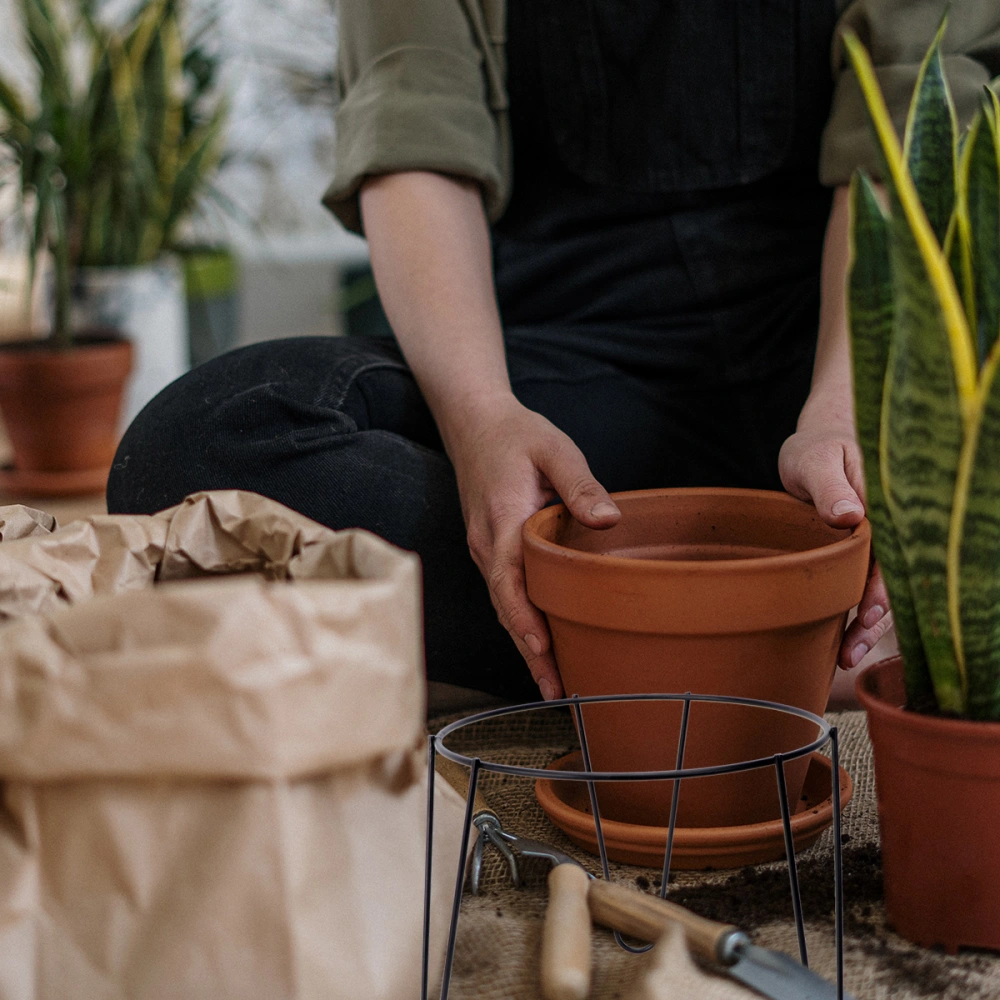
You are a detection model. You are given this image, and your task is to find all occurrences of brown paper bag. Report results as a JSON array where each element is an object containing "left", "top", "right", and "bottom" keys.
[{"left": 0, "top": 491, "right": 468, "bottom": 1000}]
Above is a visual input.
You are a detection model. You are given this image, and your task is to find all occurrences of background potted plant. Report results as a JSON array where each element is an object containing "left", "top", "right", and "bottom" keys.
[
  {"left": 845, "top": 20, "right": 1000, "bottom": 952},
  {"left": 0, "top": 0, "right": 226, "bottom": 495}
]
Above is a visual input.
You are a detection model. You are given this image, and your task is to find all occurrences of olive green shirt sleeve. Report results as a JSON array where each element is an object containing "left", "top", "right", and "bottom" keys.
[
  {"left": 323, "top": 0, "right": 510, "bottom": 235},
  {"left": 820, "top": 0, "right": 1000, "bottom": 186}
]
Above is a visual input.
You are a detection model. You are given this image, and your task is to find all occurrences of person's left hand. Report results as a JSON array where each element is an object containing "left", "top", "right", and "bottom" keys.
[{"left": 778, "top": 416, "right": 893, "bottom": 670}]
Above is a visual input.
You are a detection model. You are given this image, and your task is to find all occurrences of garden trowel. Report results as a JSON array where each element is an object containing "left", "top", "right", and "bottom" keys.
[{"left": 577, "top": 874, "right": 855, "bottom": 1000}]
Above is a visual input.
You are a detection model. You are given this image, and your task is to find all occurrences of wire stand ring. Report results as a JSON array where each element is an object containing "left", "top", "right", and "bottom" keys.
[{"left": 422, "top": 691, "right": 847, "bottom": 1000}]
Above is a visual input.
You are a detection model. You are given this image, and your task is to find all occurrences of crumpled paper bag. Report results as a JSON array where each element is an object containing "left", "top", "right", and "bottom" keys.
[
  {"left": 0, "top": 490, "right": 468, "bottom": 1000},
  {"left": 630, "top": 926, "right": 760, "bottom": 1000}
]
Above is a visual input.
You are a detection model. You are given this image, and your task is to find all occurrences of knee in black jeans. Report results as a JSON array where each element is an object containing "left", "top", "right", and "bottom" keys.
[{"left": 107, "top": 336, "right": 533, "bottom": 702}]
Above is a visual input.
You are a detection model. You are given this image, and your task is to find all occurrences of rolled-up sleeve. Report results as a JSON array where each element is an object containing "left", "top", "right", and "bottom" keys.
[
  {"left": 820, "top": 0, "right": 1000, "bottom": 186},
  {"left": 323, "top": 0, "right": 506, "bottom": 234}
]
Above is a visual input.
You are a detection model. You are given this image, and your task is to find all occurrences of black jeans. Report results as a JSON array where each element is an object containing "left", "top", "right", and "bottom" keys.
[{"left": 107, "top": 316, "right": 816, "bottom": 702}]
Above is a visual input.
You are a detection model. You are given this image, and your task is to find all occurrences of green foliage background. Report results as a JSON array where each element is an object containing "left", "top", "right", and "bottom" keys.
[{"left": 0, "top": 0, "right": 226, "bottom": 343}]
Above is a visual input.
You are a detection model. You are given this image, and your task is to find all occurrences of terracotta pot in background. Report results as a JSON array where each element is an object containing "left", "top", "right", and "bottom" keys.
[
  {"left": 857, "top": 656, "right": 1000, "bottom": 953},
  {"left": 523, "top": 488, "right": 870, "bottom": 829},
  {"left": 0, "top": 332, "right": 133, "bottom": 496}
]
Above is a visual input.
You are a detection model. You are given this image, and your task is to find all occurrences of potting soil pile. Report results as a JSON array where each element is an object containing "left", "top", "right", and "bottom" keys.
[{"left": 428, "top": 706, "right": 1000, "bottom": 1000}]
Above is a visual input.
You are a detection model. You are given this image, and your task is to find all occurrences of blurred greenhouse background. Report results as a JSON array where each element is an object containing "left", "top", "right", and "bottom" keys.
[{"left": 0, "top": 0, "right": 380, "bottom": 350}]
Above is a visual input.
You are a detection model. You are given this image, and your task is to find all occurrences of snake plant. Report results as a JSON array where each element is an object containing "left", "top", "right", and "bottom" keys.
[
  {"left": 0, "top": 0, "right": 226, "bottom": 347},
  {"left": 846, "top": 20, "right": 1000, "bottom": 719}
]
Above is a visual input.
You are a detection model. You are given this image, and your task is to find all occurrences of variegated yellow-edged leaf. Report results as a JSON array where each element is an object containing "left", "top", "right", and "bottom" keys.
[
  {"left": 126, "top": 0, "right": 170, "bottom": 80},
  {"left": 944, "top": 206, "right": 976, "bottom": 339},
  {"left": 903, "top": 15, "right": 958, "bottom": 245},
  {"left": 881, "top": 207, "right": 966, "bottom": 712},
  {"left": 843, "top": 31, "right": 977, "bottom": 419},
  {"left": 849, "top": 173, "right": 934, "bottom": 705},
  {"left": 844, "top": 31, "right": 969, "bottom": 711},
  {"left": 962, "top": 105, "right": 1000, "bottom": 365},
  {"left": 955, "top": 338, "right": 1000, "bottom": 719},
  {"left": 987, "top": 84, "right": 1000, "bottom": 129},
  {"left": 0, "top": 73, "right": 29, "bottom": 130},
  {"left": 19, "top": 0, "right": 71, "bottom": 107},
  {"left": 105, "top": 34, "right": 141, "bottom": 155}
]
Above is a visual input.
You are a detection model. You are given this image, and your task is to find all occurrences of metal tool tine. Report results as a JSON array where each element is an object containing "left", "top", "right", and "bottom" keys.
[
  {"left": 470, "top": 828, "right": 486, "bottom": 896},
  {"left": 485, "top": 824, "right": 521, "bottom": 889},
  {"left": 493, "top": 829, "right": 580, "bottom": 870}
]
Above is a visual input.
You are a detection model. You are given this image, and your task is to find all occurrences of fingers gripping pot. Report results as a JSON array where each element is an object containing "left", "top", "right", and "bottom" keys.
[{"left": 0, "top": 491, "right": 468, "bottom": 1000}]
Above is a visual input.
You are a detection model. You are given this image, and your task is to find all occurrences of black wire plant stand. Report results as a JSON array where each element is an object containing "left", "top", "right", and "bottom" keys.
[{"left": 421, "top": 692, "right": 848, "bottom": 1000}]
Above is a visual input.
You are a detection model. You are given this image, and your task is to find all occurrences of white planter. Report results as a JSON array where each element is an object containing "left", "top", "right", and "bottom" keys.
[
  {"left": 71, "top": 256, "right": 189, "bottom": 428},
  {"left": 0, "top": 252, "right": 45, "bottom": 340}
]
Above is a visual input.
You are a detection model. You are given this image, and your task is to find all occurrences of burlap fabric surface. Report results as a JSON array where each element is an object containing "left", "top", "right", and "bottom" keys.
[{"left": 427, "top": 707, "right": 1000, "bottom": 1000}]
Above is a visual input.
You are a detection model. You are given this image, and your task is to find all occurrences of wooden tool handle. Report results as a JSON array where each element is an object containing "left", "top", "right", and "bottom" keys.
[
  {"left": 588, "top": 879, "right": 741, "bottom": 964},
  {"left": 433, "top": 753, "right": 495, "bottom": 820},
  {"left": 541, "top": 864, "right": 592, "bottom": 1000}
]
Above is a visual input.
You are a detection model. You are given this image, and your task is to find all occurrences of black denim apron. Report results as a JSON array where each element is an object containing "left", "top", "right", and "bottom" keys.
[
  {"left": 107, "top": 0, "right": 844, "bottom": 702},
  {"left": 493, "top": 0, "right": 839, "bottom": 491}
]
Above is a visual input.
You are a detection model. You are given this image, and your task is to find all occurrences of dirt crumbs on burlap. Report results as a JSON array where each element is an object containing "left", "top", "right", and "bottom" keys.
[{"left": 426, "top": 708, "right": 1000, "bottom": 1000}]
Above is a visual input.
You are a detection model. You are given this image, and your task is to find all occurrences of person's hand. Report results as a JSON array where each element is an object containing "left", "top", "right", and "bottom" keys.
[
  {"left": 778, "top": 413, "right": 893, "bottom": 670},
  {"left": 448, "top": 396, "right": 620, "bottom": 700}
]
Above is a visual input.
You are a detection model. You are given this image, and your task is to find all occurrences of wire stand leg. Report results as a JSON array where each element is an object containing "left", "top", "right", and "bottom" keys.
[
  {"left": 659, "top": 693, "right": 692, "bottom": 901},
  {"left": 831, "top": 727, "right": 845, "bottom": 1000},
  {"left": 439, "top": 757, "right": 483, "bottom": 1000},
  {"left": 775, "top": 754, "right": 809, "bottom": 967},
  {"left": 422, "top": 737, "right": 438, "bottom": 1000},
  {"left": 572, "top": 696, "right": 651, "bottom": 954}
]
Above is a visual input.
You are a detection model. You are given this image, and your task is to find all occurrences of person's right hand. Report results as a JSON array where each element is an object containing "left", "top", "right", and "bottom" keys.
[
  {"left": 357, "top": 171, "right": 619, "bottom": 700},
  {"left": 448, "top": 395, "right": 621, "bottom": 701}
]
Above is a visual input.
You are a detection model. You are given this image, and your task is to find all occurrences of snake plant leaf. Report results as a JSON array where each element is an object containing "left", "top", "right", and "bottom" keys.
[
  {"left": 142, "top": 7, "right": 185, "bottom": 262},
  {"left": 903, "top": 15, "right": 958, "bottom": 246},
  {"left": 127, "top": 0, "right": 171, "bottom": 80},
  {"left": 962, "top": 106, "right": 1000, "bottom": 365},
  {"left": 105, "top": 34, "right": 141, "bottom": 157},
  {"left": 883, "top": 208, "right": 966, "bottom": 713},
  {"left": 988, "top": 84, "right": 1000, "bottom": 127},
  {"left": 849, "top": 173, "right": 934, "bottom": 704},
  {"left": 163, "top": 104, "right": 225, "bottom": 242},
  {"left": 843, "top": 31, "right": 977, "bottom": 415},
  {"left": 844, "top": 30, "right": 974, "bottom": 712},
  {"left": 0, "top": 74, "right": 29, "bottom": 133},
  {"left": 955, "top": 340, "right": 1000, "bottom": 719},
  {"left": 20, "top": 0, "right": 72, "bottom": 108},
  {"left": 944, "top": 206, "right": 976, "bottom": 339}
]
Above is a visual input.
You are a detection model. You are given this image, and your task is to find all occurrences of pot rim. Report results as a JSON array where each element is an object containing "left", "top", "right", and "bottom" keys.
[
  {"left": 857, "top": 655, "right": 1000, "bottom": 736},
  {"left": 0, "top": 327, "right": 130, "bottom": 355},
  {"left": 523, "top": 487, "right": 870, "bottom": 575}
]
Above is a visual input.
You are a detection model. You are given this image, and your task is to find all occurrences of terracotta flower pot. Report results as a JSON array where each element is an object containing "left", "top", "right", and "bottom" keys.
[
  {"left": 522, "top": 488, "right": 870, "bottom": 830},
  {"left": 0, "top": 332, "right": 133, "bottom": 495},
  {"left": 857, "top": 656, "right": 1000, "bottom": 953}
]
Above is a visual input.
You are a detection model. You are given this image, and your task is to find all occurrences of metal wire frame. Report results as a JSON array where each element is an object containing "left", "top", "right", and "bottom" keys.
[{"left": 422, "top": 692, "right": 847, "bottom": 1000}]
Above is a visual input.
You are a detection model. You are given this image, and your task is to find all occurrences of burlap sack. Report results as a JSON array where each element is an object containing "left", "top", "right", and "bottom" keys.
[{"left": 0, "top": 490, "right": 467, "bottom": 1000}]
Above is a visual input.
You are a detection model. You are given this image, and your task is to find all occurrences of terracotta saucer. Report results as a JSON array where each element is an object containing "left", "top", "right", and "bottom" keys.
[
  {"left": 535, "top": 750, "right": 853, "bottom": 870},
  {"left": 0, "top": 464, "right": 108, "bottom": 497}
]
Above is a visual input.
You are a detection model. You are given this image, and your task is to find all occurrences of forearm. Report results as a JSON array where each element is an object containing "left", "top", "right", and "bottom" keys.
[
  {"left": 777, "top": 183, "right": 891, "bottom": 668},
  {"left": 360, "top": 171, "right": 619, "bottom": 698},
  {"left": 798, "top": 185, "right": 855, "bottom": 430},
  {"left": 359, "top": 171, "right": 513, "bottom": 455}
]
